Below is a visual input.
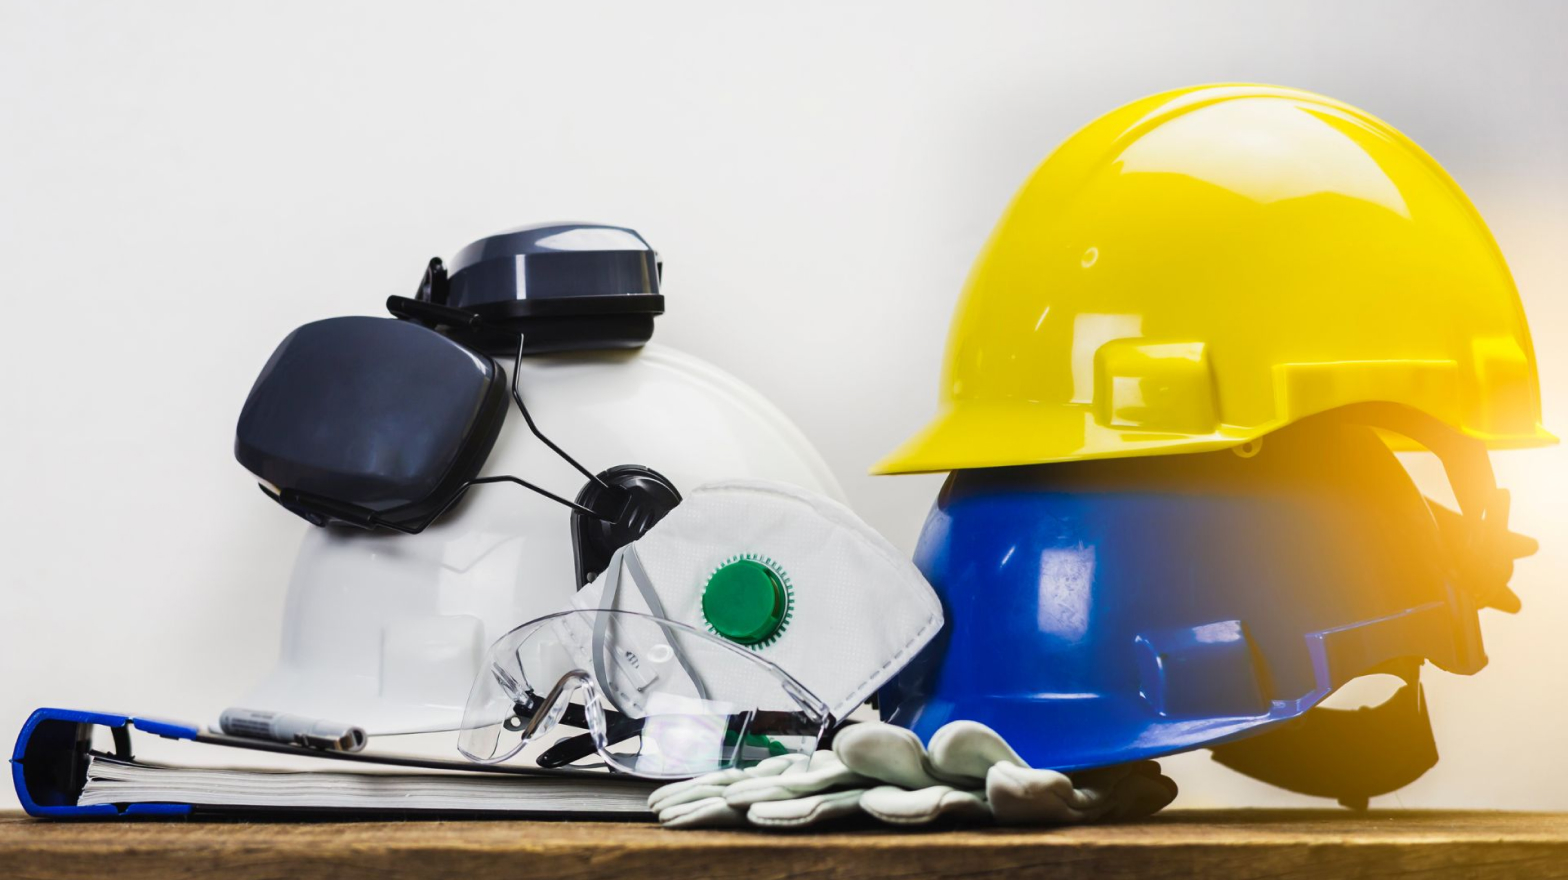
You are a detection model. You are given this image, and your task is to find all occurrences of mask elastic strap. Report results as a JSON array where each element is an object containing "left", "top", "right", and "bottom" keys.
[
  {"left": 622, "top": 546, "right": 712, "bottom": 703},
  {"left": 590, "top": 547, "right": 712, "bottom": 714},
  {"left": 535, "top": 550, "right": 723, "bottom": 769},
  {"left": 589, "top": 548, "right": 632, "bottom": 715}
]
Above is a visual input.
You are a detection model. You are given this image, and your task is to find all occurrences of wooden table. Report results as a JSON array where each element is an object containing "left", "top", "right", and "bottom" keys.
[{"left": 3, "top": 810, "right": 1567, "bottom": 879}]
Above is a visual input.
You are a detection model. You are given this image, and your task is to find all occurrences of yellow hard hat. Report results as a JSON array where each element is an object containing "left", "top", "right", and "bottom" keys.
[{"left": 875, "top": 84, "right": 1554, "bottom": 475}]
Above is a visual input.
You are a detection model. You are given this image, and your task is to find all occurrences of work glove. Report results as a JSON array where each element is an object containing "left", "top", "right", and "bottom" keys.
[{"left": 647, "top": 720, "right": 1177, "bottom": 829}]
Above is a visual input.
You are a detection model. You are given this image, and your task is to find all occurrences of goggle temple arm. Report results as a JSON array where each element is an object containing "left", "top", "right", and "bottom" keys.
[{"left": 531, "top": 707, "right": 835, "bottom": 771}]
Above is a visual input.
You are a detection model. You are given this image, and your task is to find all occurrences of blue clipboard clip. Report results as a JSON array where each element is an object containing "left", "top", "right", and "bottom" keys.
[{"left": 11, "top": 707, "right": 200, "bottom": 817}]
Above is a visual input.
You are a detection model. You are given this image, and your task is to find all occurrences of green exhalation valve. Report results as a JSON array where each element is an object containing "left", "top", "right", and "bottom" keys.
[{"left": 702, "top": 557, "right": 790, "bottom": 646}]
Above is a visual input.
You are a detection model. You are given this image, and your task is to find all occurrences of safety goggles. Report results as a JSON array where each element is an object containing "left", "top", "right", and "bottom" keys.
[{"left": 457, "top": 609, "right": 834, "bottom": 779}]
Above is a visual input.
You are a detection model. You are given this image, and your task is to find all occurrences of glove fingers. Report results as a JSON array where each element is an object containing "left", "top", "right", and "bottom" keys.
[
  {"left": 746, "top": 789, "right": 867, "bottom": 828},
  {"left": 834, "top": 722, "right": 969, "bottom": 788},
  {"left": 927, "top": 720, "right": 1028, "bottom": 780},
  {"left": 725, "top": 753, "right": 868, "bottom": 808},
  {"left": 859, "top": 784, "right": 991, "bottom": 826},
  {"left": 647, "top": 768, "right": 751, "bottom": 813},
  {"left": 654, "top": 728, "right": 1177, "bottom": 831},
  {"left": 1099, "top": 766, "right": 1179, "bottom": 821},
  {"left": 805, "top": 750, "right": 843, "bottom": 773},
  {"left": 986, "top": 761, "right": 1178, "bottom": 825},
  {"left": 649, "top": 781, "right": 738, "bottom": 814},
  {"left": 657, "top": 795, "right": 748, "bottom": 829},
  {"left": 752, "top": 752, "right": 813, "bottom": 777},
  {"left": 1067, "top": 760, "right": 1177, "bottom": 817},
  {"left": 647, "top": 753, "right": 808, "bottom": 813},
  {"left": 1060, "top": 762, "right": 1149, "bottom": 811},
  {"left": 986, "top": 763, "right": 1101, "bottom": 825}
]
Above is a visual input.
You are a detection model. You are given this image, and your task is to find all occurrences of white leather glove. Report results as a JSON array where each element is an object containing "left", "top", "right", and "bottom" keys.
[{"left": 647, "top": 720, "right": 1177, "bottom": 829}]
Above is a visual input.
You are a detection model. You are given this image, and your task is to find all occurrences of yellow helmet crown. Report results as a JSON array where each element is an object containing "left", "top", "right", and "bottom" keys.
[{"left": 876, "top": 84, "right": 1552, "bottom": 474}]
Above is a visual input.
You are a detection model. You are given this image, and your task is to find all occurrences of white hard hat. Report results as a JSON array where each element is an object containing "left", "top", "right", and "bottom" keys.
[{"left": 238, "top": 343, "right": 843, "bottom": 734}]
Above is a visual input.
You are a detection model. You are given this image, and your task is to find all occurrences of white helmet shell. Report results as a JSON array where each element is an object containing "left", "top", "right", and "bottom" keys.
[{"left": 237, "top": 343, "right": 843, "bottom": 734}]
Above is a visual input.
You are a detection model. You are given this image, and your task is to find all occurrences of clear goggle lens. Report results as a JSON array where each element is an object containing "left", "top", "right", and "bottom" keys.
[{"left": 457, "top": 609, "right": 831, "bottom": 779}]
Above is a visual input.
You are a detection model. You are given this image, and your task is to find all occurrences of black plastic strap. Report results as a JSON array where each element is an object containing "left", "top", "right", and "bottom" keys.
[
  {"left": 1427, "top": 496, "right": 1535, "bottom": 613},
  {"left": 416, "top": 257, "right": 449, "bottom": 306},
  {"left": 386, "top": 290, "right": 617, "bottom": 500},
  {"left": 505, "top": 333, "right": 612, "bottom": 493},
  {"left": 533, "top": 709, "right": 828, "bottom": 770},
  {"left": 1318, "top": 403, "right": 1535, "bottom": 613},
  {"left": 278, "top": 473, "right": 606, "bottom": 533},
  {"left": 1209, "top": 659, "right": 1435, "bottom": 810},
  {"left": 1323, "top": 402, "right": 1493, "bottom": 516},
  {"left": 535, "top": 714, "right": 645, "bottom": 769},
  {"left": 1206, "top": 404, "right": 1535, "bottom": 808},
  {"left": 386, "top": 294, "right": 482, "bottom": 329}
]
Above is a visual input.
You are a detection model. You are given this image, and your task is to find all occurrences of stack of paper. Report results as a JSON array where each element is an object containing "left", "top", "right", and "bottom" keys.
[{"left": 78, "top": 756, "right": 657, "bottom": 815}]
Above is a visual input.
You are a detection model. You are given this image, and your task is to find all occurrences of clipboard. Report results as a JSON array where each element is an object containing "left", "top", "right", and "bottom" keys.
[{"left": 11, "top": 707, "right": 657, "bottom": 820}]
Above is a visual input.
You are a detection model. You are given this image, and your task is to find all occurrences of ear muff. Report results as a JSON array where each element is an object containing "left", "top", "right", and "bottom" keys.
[
  {"left": 241, "top": 224, "right": 682, "bottom": 534},
  {"left": 236, "top": 316, "right": 511, "bottom": 532}
]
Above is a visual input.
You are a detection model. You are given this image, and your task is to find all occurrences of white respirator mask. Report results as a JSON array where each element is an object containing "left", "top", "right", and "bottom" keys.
[{"left": 573, "top": 479, "right": 945, "bottom": 722}]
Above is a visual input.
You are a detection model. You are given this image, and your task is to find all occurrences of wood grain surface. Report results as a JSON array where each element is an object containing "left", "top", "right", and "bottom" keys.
[{"left": 4, "top": 809, "right": 1568, "bottom": 879}]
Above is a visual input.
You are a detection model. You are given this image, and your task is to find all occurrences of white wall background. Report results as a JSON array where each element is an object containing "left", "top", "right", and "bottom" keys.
[{"left": 2, "top": 0, "right": 1565, "bottom": 812}]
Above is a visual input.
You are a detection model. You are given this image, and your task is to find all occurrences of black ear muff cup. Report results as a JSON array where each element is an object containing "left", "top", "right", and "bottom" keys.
[
  {"left": 572, "top": 465, "right": 682, "bottom": 587},
  {"left": 235, "top": 316, "right": 508, "bottom": 530}
]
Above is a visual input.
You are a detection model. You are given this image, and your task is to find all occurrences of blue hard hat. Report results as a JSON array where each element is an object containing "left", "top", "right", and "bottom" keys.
[{"left": 878, "top": 406, "right": 1532, "bottom": 807}]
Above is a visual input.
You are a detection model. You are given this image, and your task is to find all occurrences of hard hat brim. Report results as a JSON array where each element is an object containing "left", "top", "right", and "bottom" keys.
[{"left": 871, "top": 401, "right": 1557, "bottom": 475}]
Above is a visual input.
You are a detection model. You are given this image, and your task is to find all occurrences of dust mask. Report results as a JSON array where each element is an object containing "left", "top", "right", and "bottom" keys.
[{"left": 567, "top": 479, "right": 944, "bottom": 721}]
